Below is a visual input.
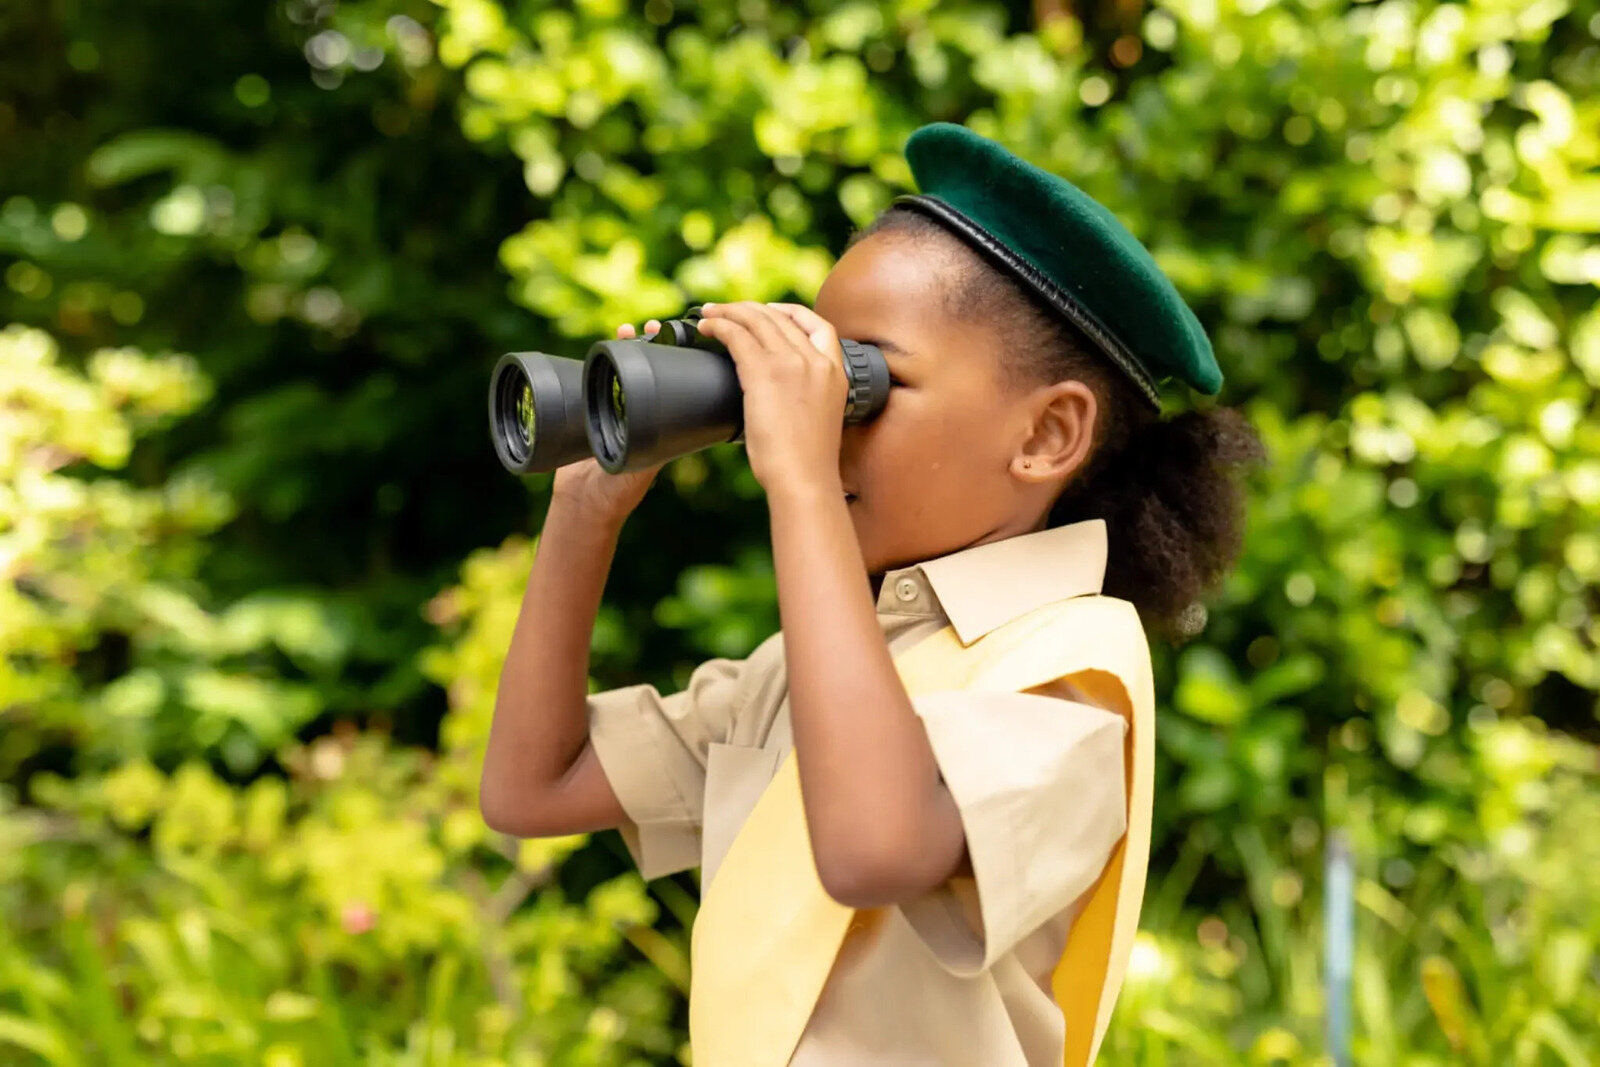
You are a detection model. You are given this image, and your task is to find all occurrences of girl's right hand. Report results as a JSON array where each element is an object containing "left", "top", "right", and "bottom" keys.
[{"left": 549, "top": 320, "right": 666, "bottom": 526}]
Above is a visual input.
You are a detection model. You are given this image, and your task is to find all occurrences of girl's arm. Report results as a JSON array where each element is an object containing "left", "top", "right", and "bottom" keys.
[
  {"left": 768, "top": 480, "right": 970, "bottom": 909},
  {"left": 480, "top": 322, "right": 664, "bottom": 840},
  {"left": 694, "top": 300, "right": 968, "bottom": 909},
  {"left": 479, "top": 494, "right": 632, "bottom": 838}
]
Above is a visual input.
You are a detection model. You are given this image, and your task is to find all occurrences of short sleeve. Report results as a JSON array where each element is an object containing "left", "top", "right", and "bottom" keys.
[
  {"left": 586, "top": 654, "right": 746, "bottom": 880},
  {"left": 898, "top": 688, "right": 1129, "bottom": 977}
]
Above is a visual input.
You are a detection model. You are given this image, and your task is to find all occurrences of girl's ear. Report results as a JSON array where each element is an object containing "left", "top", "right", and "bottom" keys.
[{"left": 1011, "top": 378, "right": 1097, "bottom": 485}]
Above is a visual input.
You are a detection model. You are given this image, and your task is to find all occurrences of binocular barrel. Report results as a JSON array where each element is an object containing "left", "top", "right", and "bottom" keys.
[
  {"left": 488, "top": 350, "right": 590, "bottom": 475},
  {"left": 489, "top": 305, "right": 889, "bottom": 476}
]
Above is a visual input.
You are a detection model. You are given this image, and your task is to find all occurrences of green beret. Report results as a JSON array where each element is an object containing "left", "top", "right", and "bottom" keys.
[{"left": 891, "top": 122, "right": 1222, "bottom": 408}]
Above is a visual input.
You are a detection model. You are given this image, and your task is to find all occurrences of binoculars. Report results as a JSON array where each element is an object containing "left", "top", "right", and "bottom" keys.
[{"left": 488, "top": 304, "right": 890, "bottom": 475}]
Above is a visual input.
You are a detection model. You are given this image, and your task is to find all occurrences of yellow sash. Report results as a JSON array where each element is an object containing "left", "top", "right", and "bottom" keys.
[{"left": 689, "top": 594, "right": 1155, "bottom": 1066}]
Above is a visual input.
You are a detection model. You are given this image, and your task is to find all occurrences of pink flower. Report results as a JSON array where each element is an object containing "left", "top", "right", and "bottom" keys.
[{"left": 340, "top": 902, "right": 377, "bottom": 935}]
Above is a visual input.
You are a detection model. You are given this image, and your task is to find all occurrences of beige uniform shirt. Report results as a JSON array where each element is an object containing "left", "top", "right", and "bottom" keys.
[{"left": 587, "top": 518, "right": 1133, "bottom": 1066}]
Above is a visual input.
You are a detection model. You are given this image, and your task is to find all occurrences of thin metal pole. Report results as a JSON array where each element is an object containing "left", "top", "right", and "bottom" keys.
[{"left": 1324, "top": 828, "right": 1353, "bottom": 1067}]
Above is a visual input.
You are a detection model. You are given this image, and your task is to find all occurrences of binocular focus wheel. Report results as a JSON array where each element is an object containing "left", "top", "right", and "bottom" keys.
[{"left": 839, "top": 339, "right": 884, "bottom": 424}]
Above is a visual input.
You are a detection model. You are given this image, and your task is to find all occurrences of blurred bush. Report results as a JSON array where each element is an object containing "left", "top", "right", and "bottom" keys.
[
  {"left": 0, "top": 323, "right": 318, "bottom": 776},
  {"left": 2, "top": 0, "right": 1598, "bottom": 1060},
  {"left": 1103, "top": 717, "right": 1599, "bottom": 1064},
  {"left": 1, "top": 0, "right": 550, "bottom": 745},
  {"left": 0, "top": 333, "right": 685, "bottom": 1064}
]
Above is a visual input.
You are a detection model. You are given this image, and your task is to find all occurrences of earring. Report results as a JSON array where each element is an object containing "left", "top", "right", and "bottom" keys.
[{"left": 1023, "top": 460, "right": 1032, "bottom": 468}]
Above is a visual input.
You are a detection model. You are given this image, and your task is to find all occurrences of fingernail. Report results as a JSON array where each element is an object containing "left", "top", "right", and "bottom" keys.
[{"left": 701, "top": 301, "right": 717, "bottom": 308}]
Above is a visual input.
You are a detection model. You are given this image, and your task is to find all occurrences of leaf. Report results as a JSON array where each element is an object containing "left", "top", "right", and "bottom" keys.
[
  {"left": 84, "top": 129, "right": 230, "bottom": 187},
  {"left": 1177, "top": 762, "right": 1239, "bottom": 812},
  {"left": 0, "top": 1014, "right": 81, "bottom": 1067},
  {"left": 1174, "top": 646, "right": 1249, "bottom": 725},
  {"left": 1247, "top": 653, "right": 1325, "bottom": 704}
]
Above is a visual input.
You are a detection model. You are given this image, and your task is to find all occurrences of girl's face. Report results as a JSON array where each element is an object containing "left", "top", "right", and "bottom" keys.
[{"left": 815, "top": 232, "right": 1095, "bottom": 579}]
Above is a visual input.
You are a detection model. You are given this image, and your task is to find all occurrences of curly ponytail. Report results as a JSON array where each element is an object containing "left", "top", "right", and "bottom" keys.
[{"left": 850, "top": 207, "right": 1266, "bottom": 643}]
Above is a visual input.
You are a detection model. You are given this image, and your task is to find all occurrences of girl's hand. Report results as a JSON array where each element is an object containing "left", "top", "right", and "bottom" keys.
[
  {"left": 694, "top": 301, "right": 848, "bottom": 497},
  {"left": 548, "top": 319, "right": 666, "bottom": 526}
]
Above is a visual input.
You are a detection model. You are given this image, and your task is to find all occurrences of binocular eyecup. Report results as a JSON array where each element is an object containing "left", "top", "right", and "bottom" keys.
[{"left": 489, "top": 305, "right": 889, "bottom": 476}]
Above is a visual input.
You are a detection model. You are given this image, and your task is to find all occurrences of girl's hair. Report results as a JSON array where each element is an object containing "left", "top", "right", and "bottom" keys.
[{"left": 848, "top": 206, "right": 1266, "bottom": 643}]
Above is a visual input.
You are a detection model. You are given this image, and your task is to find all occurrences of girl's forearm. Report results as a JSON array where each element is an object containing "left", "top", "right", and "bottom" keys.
[
  {"left": 766, "top": 477, "right": 967, "bottom": 908},
  {"left": 479, "top": 497, "right": 624, "bottom": 834}
]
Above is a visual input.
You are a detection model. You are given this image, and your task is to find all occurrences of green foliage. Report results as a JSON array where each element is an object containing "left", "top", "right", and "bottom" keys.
[
  {"left": 4, "top": 738, "right": 683, "bottom": 1066},
  {"left": 0, "top": 324, "right": 333, "bottom": 776},
  {"left": 2, "top": 0, "right": 1598, "bottom": 1060},
  {"left": 2, "top": 343, "right": 683, "bottom": 1062},
  {"left": 1107, "top": 717, "right": 1600, "bottom": 1064},
  {"left": 1, "top": 0, "right": 548, "bottom": 743}
]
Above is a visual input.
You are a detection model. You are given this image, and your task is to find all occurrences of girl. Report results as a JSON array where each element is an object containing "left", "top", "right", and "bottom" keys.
[{"left": 481, "top": 122, "right": 1264, "bottom": 1065}]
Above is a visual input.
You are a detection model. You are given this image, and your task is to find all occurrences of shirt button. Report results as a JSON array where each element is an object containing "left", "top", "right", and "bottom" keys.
[{"left": 894, "top": 577, "right": 919, "bottom": 603}]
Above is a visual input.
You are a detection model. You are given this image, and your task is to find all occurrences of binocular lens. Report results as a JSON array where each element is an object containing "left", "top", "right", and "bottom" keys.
[
  {"left": 588, "top": 356, "right": 630, "bottom": 469},
  {"left": 610, "top": 375, "right": 626, "bottom": 430},
  {"left": 494, "top": 363, "right": 534, "bottom": 465},
  {"left": 516, "top": 380, "right": 535, "bottom": 448},
  {"left": 488, "top": 351, "right": 592, "bottom": 474}
]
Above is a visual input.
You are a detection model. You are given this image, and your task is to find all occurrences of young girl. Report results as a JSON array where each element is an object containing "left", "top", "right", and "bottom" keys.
[{"left": 481, "top": 122, "right": 1263, "bottom": 1065}]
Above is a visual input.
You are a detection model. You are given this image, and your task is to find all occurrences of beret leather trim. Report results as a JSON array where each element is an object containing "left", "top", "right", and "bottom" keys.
[{"left": 892, "top": 192, "right": 1163, "bottom": 410}]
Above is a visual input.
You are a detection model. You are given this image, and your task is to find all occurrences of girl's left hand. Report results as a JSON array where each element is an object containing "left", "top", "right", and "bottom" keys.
[{"left": 694, "top": 301, "right": 848, "bottom": 496}]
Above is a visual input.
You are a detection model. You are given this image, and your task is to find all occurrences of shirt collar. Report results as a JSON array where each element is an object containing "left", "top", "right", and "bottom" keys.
[{"left": 875, "top": 518, "right": 1108, "bottom": 646}]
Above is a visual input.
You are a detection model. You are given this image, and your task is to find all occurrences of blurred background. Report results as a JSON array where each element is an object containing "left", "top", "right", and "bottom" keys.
[{"left": 2, "top": 0, "right": 1598, "bottom": 1063}]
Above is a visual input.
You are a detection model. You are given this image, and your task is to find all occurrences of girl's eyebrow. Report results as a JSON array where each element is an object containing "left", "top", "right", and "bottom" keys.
[{"left": 861, "top": 337, "right": 911, "bottom": 358}]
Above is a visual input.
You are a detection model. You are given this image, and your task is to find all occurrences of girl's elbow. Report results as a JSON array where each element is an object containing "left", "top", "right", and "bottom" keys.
[
  {"left": 817, "top": 860, "right": 893, "bottom": 909},
  {"left": 479, "top": 772, "right": 549, "bottom": 838},
  {"left": 479, "top": 788, "right": 533, "bottom": 837},
  {"left": 815, "top": 839, "right": 925, "bottom": 909}
]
